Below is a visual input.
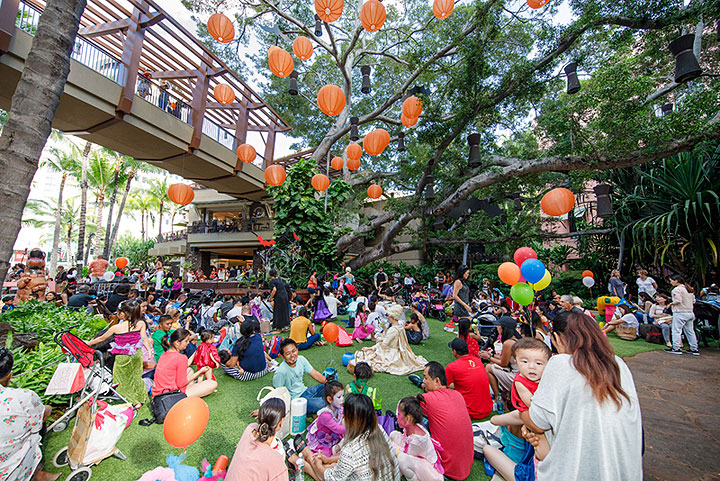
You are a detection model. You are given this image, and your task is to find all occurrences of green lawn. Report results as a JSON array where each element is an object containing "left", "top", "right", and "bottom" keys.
[{"left": 41, "top": 317, "right": 661, "bottom": 480}]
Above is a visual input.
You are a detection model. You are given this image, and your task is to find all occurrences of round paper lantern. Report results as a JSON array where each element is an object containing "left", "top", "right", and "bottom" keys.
[
  {"left": 115, "top": 257, "right": 129, "bottom": 269},
  {"left": 360, "top": 0, "right": 386, "bottom": 32},
  {"left": 268, "top": 46, "right": 294, "bottom": 78},
  {"left": 330, "top": 156, "right": 344, "bottom": 170},
  {"left": 322, "top": 322, "right": 339, "bottom": 343},
  {"left": 520, "top": 258, "right": 546, "bottom": 284},
  {"left": 367, "top": 184, "right": 382, "bottom": 199},
  {"left": 582, "top": 270, "right": 594, "bottom": 278},
  {"left": 163, "top": 397, "right": 209, "bottom": 448},
  {"left": 213, "top": 83, "right": 235, "bottom": 105},
  {"left": 207, "top": 13, "right": 234, "bottom": 43},
  {"left": 236, "top": 144, "right": 256, "bottom": 164},
  {"left": 312, "top": 173, "right": 330, "bottom": 191},
  {"left": 167, "top": 183, "right": 194, "bottom": 206},
  {"left": 510, "top": 282, "right": 534, "bottom": 306},
  {"left": 498, "top": 262, "right": 521, "bottom": 286},
  {"left": 315, "top": 0, "right": 343, "bottom": 23},
  {"left": 264, "top": 164, "right": 286, "bottom": 186},
  {"left": 513, "top": 247, "right": 537, "bottom": 266},
  {"left": 317, "top": 84, "right": 346, "bottom": 116},
  {"left": 433, "top": 0, "right": 454, "bottom": 19},
  {"left": 292, "top": 36, "right": 313, "bottom": 60},
  {"left": 346, "top": 157, "right": 361, "bottom": 171},
  {"left": 527, "top": 0, "right": 550, "bottom": 8},
  {"left": 583, "top": 276, "right": 596, "bottom": 288},
  {"left": 402, "top": 96, "right": 423, "bottom": 119},
  {"left": 532, "top": 269, "right": 552, "bottom": 291},
  {"left": 346, "top": 143, "right": 362, "bottom": 161},
  {"left": 363, "top": 128, "right": 390, "bottom": 156},
  {"left": 541, "top": 187, "right": 575, "bottom": 217},
  {"left": 401, "top": 113, "right": 418, "bottom": 127}
]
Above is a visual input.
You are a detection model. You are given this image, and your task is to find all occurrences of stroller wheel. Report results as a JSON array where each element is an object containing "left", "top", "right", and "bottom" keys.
[
  {"left": 52, "top": 447, "right": 69, "bottom": 467},
  {"left": 53, "top": 421, "right": 68, "bottom": 433},
  {"left": 66, "top": 467, "right": 91, "bottom": 481}
]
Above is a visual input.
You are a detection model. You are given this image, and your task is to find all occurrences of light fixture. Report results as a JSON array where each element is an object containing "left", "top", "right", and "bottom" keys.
[
  {"left": 593, "top": 184, "right": 613, "bottom": 218},
  {"left": 425, "top": 175, "right": 435, "bottom": 201},
  {"left": 288, "top": 71, "right": 299, "bottom": 95},
  {"left": 314, "top": 14, "right": 323, "bottom": 37},
  {"left": 668, "top": 34, "right": 702, "bottom": 83},
  {"left": 467, "top": 133, "right": 481, "bottom": 168},
  {"left": 398, "top": 132, "right": 405, "bottom": 152},
  {"left": 360, "top": 65, "right": 371, "bottom": 94},
  {"left": 350, "top": 116, "right": 359, "bottom": 141},
  {"left": 564, "top": 62, "right": 581, "bottom": 95},
  {"left": 660, "top": 103, "right": 673, "bottom": 116}
]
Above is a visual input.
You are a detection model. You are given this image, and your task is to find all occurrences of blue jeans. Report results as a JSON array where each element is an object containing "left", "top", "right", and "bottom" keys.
[
  {"left": 297, "top": 333, "right": 321, "bottom": 351},
  {"left": 301, "top": 383, "right": 326, "bottom": 414}
]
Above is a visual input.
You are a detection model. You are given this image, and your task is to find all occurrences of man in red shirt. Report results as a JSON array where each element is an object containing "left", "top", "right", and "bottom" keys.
[
  {"left": 446, "top": 338, "right": 493, "bottom": 419},
  {"left": 419, "top": 361, "right": 474, "bottom": 480}
]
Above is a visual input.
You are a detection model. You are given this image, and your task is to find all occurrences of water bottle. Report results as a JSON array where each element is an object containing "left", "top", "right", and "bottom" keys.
[{"left": 296, "top": 453, "right": 305, "bottom": 471}]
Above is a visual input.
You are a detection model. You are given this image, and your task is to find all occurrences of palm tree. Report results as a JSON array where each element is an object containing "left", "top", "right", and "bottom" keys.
[
  {"left": 148, "top": 177, "right": 169, "bottom": 239},
  {"left": 127, "top": 191, "right": 156, "bottom": 242},
  {"left": 41, "top": 141, "right": 80, "bottom": 275},
  {"left": 168, "top": 203, "right": 188, "bottom": 234},
  {"left": 102, "top": 151, "right": 129, "bottom": 258},
  {"left": 22, "top": 197, "right": 81, "bottom": 264},
  {"left": 75, "top": 140, "right": 92, "bottom": 270},
  {"left": 86, "top": 148, "right": 120, "bottom": 255}
]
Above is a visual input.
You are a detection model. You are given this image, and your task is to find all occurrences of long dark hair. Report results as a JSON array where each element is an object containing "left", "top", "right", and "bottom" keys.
[
  {"left": 457, "top": 318, "right": 472, "bottom": 339},
  {"left": 554, "top": 313, "right": 630, "bottom": 408},
  {"left": 669, "top": 274, "right": 694, "bottom": 293},
  {"left": 398, "top": 396, "right": 423, "bottom": 424},
  {"left": 256, "top": 397, "right": 285, "bottom": 442},
  {"left": 233, "top": 319, "right": 259, "bottom": 362},
  {"left": 343, "top": 394, "right": 396, "bottom": 481},
  {"left": 118, "top": 300, "right": 142, "bottom": 330},
  {"left": 454, "top": 264, "right": 469, "bottom": 283},
  {"left": 162, "top": 328, "right": 191, "bottom": 351}
]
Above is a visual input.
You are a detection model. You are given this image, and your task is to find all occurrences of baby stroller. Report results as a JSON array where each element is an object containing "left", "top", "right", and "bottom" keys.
[
  {"left": 427, "top": 288, "right": 447, "bottom": 322},
  {"left": 694, "top": 300, "right": 720, "bottom": 347}
]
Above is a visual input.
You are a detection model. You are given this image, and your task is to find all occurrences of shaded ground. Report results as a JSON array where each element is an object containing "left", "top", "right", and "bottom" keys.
[{"left": 626, "top": 348, "right": 720, "bottom": 481}]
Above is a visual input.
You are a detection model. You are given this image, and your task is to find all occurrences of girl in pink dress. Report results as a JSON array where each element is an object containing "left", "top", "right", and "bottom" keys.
[
  {"left": 352, "top": 303, "right": 375, "bottom": 342},
  {"left": 305, "top": 381, "right": 345, "bottom": 456},
  {"left": 389, "top": 396, "right": 444, "bottom": 481}
]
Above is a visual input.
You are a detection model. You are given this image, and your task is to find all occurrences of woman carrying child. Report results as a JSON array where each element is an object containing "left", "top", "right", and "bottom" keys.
[
  {"left": 220, "top": 319, "right": 271, "bottom": 381},
  {"left": 389, "top": 397, "right": 444, "bottom": 481},
  {"left": 352, "top": 302, "right": 375, "bottom": 342}
]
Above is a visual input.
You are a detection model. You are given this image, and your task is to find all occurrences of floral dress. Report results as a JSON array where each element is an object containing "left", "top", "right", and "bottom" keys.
[
  {"left": 306, "top": 406, "right": 345, "bottom": 457},
  {"left": 0, "top": 385, "right": 44, "bottom": 481}
]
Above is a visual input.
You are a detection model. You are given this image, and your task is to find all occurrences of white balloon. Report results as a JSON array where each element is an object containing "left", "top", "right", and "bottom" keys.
[
  {"left": 582, "top": 276, "right": 595, "bottom": 288},
  {"left": 103, "top": 271, "right": 115, "bottom": 281}
]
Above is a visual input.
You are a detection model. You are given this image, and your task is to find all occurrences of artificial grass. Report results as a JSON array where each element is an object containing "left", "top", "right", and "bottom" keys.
[{"left": 41, "top": 316, "right": 663, "bottom": 481}]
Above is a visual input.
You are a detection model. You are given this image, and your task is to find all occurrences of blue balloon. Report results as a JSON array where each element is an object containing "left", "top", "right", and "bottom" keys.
[{"left": 520, "top": 258, "right": 545, "bottom": 284}]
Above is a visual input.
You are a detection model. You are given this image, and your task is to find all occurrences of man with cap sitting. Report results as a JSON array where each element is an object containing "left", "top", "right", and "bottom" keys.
[{"left": 446, "top": 337, "right": 493, "bottom": 420}]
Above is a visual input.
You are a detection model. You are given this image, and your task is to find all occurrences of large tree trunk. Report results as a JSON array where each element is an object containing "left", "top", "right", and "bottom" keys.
[
  {"left": 75, "top": 141, "right": 91, "bottom": 270},
  {"left": 0, "top": 0, "right": 87, "bottom": 281},
  {"left": 108, "top": 168, "right": 134, "bottom": 256},
  {"left": 141, "top": 210, "right": 146, "bottom": 242},
  {"left": 66, "top": 222, "right": 73, "bottom": 265},
  {"left": 49, "top": 171, "right": 66, "bottom": 276},
  {"left": 102, "top": 158, "right": 122, "bottom": 257},
  {"left": 94, "top": 192, "right": 104, "bottom": 254},
  {"left": 157, "top": 200, "right": 163, "bottom": 239}
]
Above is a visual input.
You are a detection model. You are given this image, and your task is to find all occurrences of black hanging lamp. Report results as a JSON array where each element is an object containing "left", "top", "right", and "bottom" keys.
[
  {"left": 314, "top": 14, "right": 323, "bottom": 37},
  {"left": 350, "top": 117, "right": 359, "bottom": 141},
  {"left": 593, "top": 184, "right": 613, "bottom": 218},
  {"left": 360, "top": 65, "right": 371, "bottom": 94},
  {"left": 288, "top": 71, "right": 299, "bottom": 95},
  {"left": 660, "top": 103, "right": 673, "bottom": 116},
  {"left": 425, "top": 175, "right": 435, "bottom": 201},
  {"left": 668, "top": 34, "right": 702, "bottom": 83},
  {"left": 398, "top": 132, "right": 405, "bottom": 152},
  {"left": 467, "top": 133, "right": 482, "bottom": 168},
  {"left": 564, "top": 62, "right": 581, "bottom": 95}
]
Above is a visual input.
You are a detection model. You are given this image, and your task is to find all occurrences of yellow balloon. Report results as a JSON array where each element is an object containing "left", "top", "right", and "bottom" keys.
[{"left": 531, "top": 269, "right": 551, "bottom": 291}]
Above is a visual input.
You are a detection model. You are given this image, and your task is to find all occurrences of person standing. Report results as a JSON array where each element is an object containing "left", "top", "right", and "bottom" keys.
[
  {"left": 666, "top": 274, "right": 699, "bottom": 356},
  {"left": 374, "top": 266, "right": 388, "bottom": 294},
  {"left": 268, "top": 269, "right": 289, "bottom": 333},
  {"left": 88, "top": 255, "right": 109, "bottom": 283},
  {"left": 152, "top": 260, "right": 164, "bottom": 292},
  {"left": 635, "top": 269, "right": 658, "bottom": 298},
  {"left": 608, "top": 269, "right": 625, "bottom": 299},
  {"left": 452, "top": 265, "right": 473, "bottom": 322}
]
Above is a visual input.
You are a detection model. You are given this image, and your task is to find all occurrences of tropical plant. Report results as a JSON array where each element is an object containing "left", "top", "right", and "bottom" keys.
[
  {"left": 148, "top": 177, "right": 170, "bottom": 239},
  {"left": 75, "top": 140, "right": 92, "bottom": 268},
  {"left": 127, "top": 190, "right": 157, "bottom": 242},
  {"left": 22, "top": 197, "right": 82, "bottom": 263},
  {"left": 114, "top": 234, "right": 155, "bottom": 268},
  {"left": 86, "top": 147, "right": 128, "bottom": 255}
]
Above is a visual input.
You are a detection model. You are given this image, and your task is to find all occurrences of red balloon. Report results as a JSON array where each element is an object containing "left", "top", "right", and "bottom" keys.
[
  {"left": 322, "top": 323, "right": 339, "bottom": 343},
  {"left": 582, "top": 270, "right": 594, "bottom": 278},
  {"left": 163, "top": 397, "right": 210, "bottom": 448},
  {"left": 514, "top": 247, "right": 537, "bottom": 266},
  {"left": 115, "top": 257, "right": 128, "bottom": 269}
]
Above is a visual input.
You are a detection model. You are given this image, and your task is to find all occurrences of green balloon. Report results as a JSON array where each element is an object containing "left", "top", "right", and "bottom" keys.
[{"left": 510, "top": 282, "right": 534, "bottom": 306}]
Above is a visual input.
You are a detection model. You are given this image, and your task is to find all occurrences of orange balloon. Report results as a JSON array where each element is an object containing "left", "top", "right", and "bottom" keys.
[
  {"left": 315, "top": 0, "right": 343, "bottom": 22},
  {"left": 527, "top": 0, "right": 550, "bottom": 8},
  {"left": 292, "top": 36, "right": 313, "bottom": 60},
  {"left": 541, "top": 187, "right": 575, "bottom": 217},
  {"left": 498, "top": 262, "right": 521, "bottom": 286},
  {"left": 312, "top": 173, "right": 331, "bottom": 191},
  {"left": 346, "top": 157, "right": 361, "bottom": 171},
  {"left": 268, "top": 46, "right": 294, "bottom": 78},
  {"left": 330, "top": 156, "right": 344, "bottom": 170},
  {"left": 360, "top": 0, "right": 386, "bottom": 32},
  {"left": 236, "top": 143, "right": 256, "bottom": 163},
  {"left": 401, "top": 113, "right": 418, "bottom": 127},
  {"left": 163, "top": 397, "right": 209, "bottom": 448},
  {"left": 367, "top": 184, "right": 382, "bottom": 199},
  {"left": 346, "top": 143, "right": 362, "bottom": 161},
  {"left": 433, "top": 0, "right": 454, "bottom": 19},
  {"left": 167, "top": 183, "right": 195, "bottom": 205},
  {"left": 265, "top": 164, "right": 286, "bottom": 186},
  {"left": 363, "top": 128, "right": 390, "bottom": 156},
  {"left": 115, "top": 257, "right": 128, "bottom": 269},
  {"left": 582, "top": 270, "right": 594, "bottom": 278},
  {"left": 214, "top": 83, "right": 235, "bottom": 104},
  {"left": 322, "top": 322, "right": 339, "bottom": 343},
  {"left": 317, "top": 84, "right": 346, "bottom": 116},
  {"left": 207, "top": 13, "right": 235, "bottom": 43},
  {"left": 402, "top": 96, "right": 423, "bottom": 119}
]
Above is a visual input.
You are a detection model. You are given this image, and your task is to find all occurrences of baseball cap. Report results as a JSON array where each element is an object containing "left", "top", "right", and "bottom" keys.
[{"left": 448, "top": 337, "right": 469, "bottom": 355}]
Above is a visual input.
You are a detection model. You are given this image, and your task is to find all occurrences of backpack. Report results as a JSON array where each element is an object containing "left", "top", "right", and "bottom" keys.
[{"left": 640, "top": 324, "right": 665, "bottom": 345}]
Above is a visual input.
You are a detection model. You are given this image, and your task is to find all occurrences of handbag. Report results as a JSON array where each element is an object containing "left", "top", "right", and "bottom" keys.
[
  {"left": 140, "top": 389, "right": 187, "bottom": 425},
  {"left": 644, "top": 324, "right": 665, "bottom": 345},
  {"left": 257, "top": 386, "right": 291, "bottom": 440},
  {"left": 616, "top": 325, "right": 638, "bottom": 341}
]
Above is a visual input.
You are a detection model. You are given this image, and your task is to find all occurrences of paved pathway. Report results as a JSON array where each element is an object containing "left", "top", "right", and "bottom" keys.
[{"left": 626, "top": 348, "right": 720, "bottom": 481}]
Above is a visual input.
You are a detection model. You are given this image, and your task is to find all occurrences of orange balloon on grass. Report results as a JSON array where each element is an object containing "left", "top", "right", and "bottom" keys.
[
  {"left": 163, "top": 397, "right": 209, "bottom": 448},
  {"left": 322, "top": 322, "right": 339, "bottom": 343}
]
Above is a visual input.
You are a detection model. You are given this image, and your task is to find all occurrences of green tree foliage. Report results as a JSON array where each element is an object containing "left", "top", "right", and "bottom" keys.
[{"left": 114, "top": 234, "right": 155, "bottom": 269}]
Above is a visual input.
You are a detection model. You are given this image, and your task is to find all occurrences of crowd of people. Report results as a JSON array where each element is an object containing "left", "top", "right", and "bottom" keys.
[{"left": 2, "top": 255, "right": 713, "bottom": 481}]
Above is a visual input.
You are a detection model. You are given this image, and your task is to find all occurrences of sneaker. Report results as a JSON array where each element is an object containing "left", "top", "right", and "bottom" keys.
[
  {"left": 408, "top": 374, "right": 423, "bottom": 388},
  {"left": 664, "top": 348, "right": 683, "bottom": 355},
  {"left": 687, "top": 349, "right": 700, "bottom": 356}
]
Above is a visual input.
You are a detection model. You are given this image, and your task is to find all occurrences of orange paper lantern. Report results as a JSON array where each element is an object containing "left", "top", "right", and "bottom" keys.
[
  {"left": 312, "top": 173, "right": 331, "bottom": 191},
  {"left": 367, "top": 184, "right": 382, "bottom": 199},
  {"left": 401, "top": 113, "right": 418, "bottom": 127},
  {"left": 363, "top": 128, "right": 390, "bottom": 156},
  {"left": 360, "top": 0, "right": 386, "bottom": 32},
  {"left": 214, "top": 83, "right": 235, "bottom": 105},
  {"left": 347, "top": 157, "right": 361, "bottom": 171},
  {"left": 265, "top": 164, "right": 286, "bottom": 186},
  {"left": 527, "top": 0, "right": 550, "bottom": 9},
  {"left": 346, "top": 143, "right": 362, "bottom": 161},
  {"left": 433, "top": 0, "right": 454, "bottom": 19},
  {"left": 293, "top": 36, "right": 314, "bottom": 60},
  {"left": 315, "top": 0, "right": 343, "bottom": 23},
  {"left": 268, "top": 46, "right": 294, "bottom": 78},
  {"left": 167, "top": 183, "right": 194, "bottom": 206},
  {"left": 582, "top": 270, "right": 594, "bottom": 278},
  {"left": 402, "top": 96, "right": 423, "bottom": 119},
  {"left": 317, "top": 84, "right": 346, "bottom": 116},
  {"left": 541, "top": 187, "right": 575, "bottom": 217},
  {"left": 236, "top": 144, "right": 256, "bottom": 163},
  {"left": 207, "top": 13, "right": 235, "bottom": 43},
  {"left": 331, "top": 156, "right": 344, "bottom": 170}
]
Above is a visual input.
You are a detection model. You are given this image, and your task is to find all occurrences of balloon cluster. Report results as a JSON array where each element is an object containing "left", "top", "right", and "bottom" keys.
[
  {"left": 581, "top": 270, "right": 595, "bottom": 288},
  {"left": 497, "top": 247, "right": 551, "bottom": 306}
]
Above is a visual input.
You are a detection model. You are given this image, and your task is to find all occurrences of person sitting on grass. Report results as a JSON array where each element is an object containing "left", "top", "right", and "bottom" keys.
[
  {"left": 152, "top": 328, "right": 217, "bottom": 399},
  {"left": 389, "top": 396, "right": 444, "bottom": 481},
  {"left": 289, "top": 306, "right": 325, "bottom": 350},
  {"left": 601, "top": 304, "right": 638, "bottom": 336},
  {"left": 272, "top": 339, "right": 327, "bottom": 414},
  {"left": 345, "top": 361, "right": 381, "bottom": 410},
  {"left": 403, "top": 313, "right": 423, "bottom": 345},
  {"left": 219, "top": 319, "right": 272, "bottom": 381},
  {"left": 193, "top": 329, "right": 221, "bottom": 379},
  {"left": 352, "top": 302, "right": 375, "bottom": 342},
  {"left": 445, "top": 338, "right": 492, "bottom": 420}
]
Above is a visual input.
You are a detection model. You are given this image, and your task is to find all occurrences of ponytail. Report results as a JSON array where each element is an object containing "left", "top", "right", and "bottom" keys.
[
  {"left": 256, "top": 397, "right": 285, "bottom": 442},
  {"left": 162, "top": 328, "right": 190, "bottom": 352},
  {"left": 669, "top": 274, "right": 694, "bottom": 294}
]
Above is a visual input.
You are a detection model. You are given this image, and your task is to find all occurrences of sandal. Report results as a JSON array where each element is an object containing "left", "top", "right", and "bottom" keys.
[{"left": 294, "top": 434, "right": 308, "bottom": 453}]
